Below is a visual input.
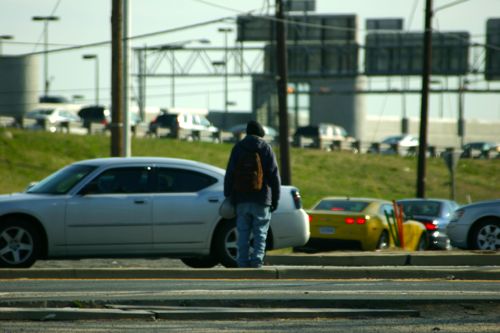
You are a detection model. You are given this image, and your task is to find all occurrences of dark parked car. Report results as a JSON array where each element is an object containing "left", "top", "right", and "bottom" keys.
[
  {"left": 78, "top": 106, "right": 140, "bottom": 133},
  {"left": 227, "top": 123, "right": 277, "bottom": 143},
  {"left": 292, "top": 123, "right": 352, "bottom": 150},
  {"left": 397, "top": 199, "right": 460, "bottom": 250},
  {"left": 78, "top": 106, "right": 111, "bottom": 131},
  {"left": 461, "top": 142, "right": 499, "bottom": 159}
]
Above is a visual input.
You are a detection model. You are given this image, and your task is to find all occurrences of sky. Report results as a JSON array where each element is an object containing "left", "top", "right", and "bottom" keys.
[{"left": 1, "top": 0, "right": 500, "bottom": 121}]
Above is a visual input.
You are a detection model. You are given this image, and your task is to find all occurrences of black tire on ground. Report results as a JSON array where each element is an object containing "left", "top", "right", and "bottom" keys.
[
  {"left": 416, "top": 233, "right": 428, "bottom": 251},
  {"left": 470, "top": 219, "right": 500, "bottom": 250},
  {"left": 181, "top": 256, "right": 219, "bottom": 269},
  {"left": 213, "top": 221, "right": 238, "bottom": 268},
  {"left": 376, "top": 230, "right": 390, "bottom": 250},
  {"left": 0, "top": 219, "right": 41, "bottom": 268}
]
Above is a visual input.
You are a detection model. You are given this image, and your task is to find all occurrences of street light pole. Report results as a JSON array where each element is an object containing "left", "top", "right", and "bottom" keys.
[
  {"left": 171, "top": 50, "right": 176, "bottom": 108},
  {"left": 218, "top": 27, "right": 232, "bottom": 130},
  {"left": 32, "top": 16, "right": 59, "bottom": 97},
  {"left": 416, "top": 0, "right": 433, "bottom": 198},
  {"left": 82, "top": 54, "right": 99, "bottom": 105},
  {"left": 0, "top": 35, "right": 13, "bottom": 55}
]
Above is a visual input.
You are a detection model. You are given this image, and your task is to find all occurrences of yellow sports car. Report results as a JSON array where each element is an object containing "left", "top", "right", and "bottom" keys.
[{"left": 301, "top": 197, "right": 427, "bottom": 251}]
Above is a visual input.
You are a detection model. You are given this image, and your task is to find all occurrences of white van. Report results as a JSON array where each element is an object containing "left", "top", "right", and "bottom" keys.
[{"left": 148, "top": 108, "right": 219, "bottom": 142}]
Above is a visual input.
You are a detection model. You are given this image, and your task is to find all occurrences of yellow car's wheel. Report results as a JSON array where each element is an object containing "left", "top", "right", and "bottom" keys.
[{"left": 376, "top": 231, "right": 390, "bottom": 250}]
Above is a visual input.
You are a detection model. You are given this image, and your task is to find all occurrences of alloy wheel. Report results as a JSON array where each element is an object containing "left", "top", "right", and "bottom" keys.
[{"left": 0, "top": 226, "right": 34, "bottom": 265}]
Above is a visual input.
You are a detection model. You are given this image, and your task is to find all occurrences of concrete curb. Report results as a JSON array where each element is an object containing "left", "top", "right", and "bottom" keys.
[
  {"left": 266, "top": 252, "right": 500, "bottom": 267},
  {"left": 0, "top": 306, "right": 419, "bottom": 321},
  {"left": 0, "top": 307, "right": 155, "bottom": 321},
  {"left": 1, "top": 266, "right": 499, "bottom": 280}
]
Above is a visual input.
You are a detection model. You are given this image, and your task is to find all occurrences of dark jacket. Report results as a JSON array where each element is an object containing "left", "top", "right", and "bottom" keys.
[{"left": 224, "top": 135, "right": 281, "bottom": 207}]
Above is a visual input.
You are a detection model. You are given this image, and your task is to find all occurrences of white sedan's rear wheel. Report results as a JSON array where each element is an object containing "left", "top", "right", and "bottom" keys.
[{"left": 213, "top": 222, "right": 238, "bottom": 268}]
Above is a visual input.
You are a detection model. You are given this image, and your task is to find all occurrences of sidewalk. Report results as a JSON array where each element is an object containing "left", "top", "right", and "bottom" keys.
[
  {"left": 1, "top": 251, "right": 498, "bottom": 280},
  {"left": 1, "top": 251, "right": 499, "bottom": 322}
]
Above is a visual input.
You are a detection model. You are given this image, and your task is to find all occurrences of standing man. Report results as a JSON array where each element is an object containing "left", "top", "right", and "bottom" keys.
[{"left": 224, "top": 120, "right": 281, "bottom": 268}]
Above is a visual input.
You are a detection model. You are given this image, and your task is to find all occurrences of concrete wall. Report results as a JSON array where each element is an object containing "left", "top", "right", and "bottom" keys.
[
  {"left": 0, "top": 55, "right": 38, "bottom": 120},
  {"left": 364, "top": 115, "right": 500, "bottom": 148},
  {"left": 309, "top": 77, "right": 366, "bottom": 139}
]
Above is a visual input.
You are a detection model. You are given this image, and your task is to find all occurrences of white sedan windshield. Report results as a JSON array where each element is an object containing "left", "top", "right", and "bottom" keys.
[{"left": 27, "top": 164, "right": 97, "bottom": 195}]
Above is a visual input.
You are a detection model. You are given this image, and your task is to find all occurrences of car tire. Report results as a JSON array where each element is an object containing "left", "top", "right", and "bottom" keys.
[
  {"left": 376, "top": 231, "right": 390, "bottom": 250},
  {"left": 416, "top": 233, "right": 428, "bottom": 251},
  {"left": 181, "top": 256, "right": 219, "bottom": 269},
  {"left": 0, "top": 219, "right": 41, "bottom": 268},
  {"left": 470, "top": 219, "right": 500, "bottom": 250},
  {"left": 213, "top": 221, "right": 238, "bottom": 268}
]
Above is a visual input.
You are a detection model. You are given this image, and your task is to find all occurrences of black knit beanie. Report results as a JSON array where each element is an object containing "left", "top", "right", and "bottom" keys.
[{"left": 246, "top": 120, "right": 265, "bottom": 138}]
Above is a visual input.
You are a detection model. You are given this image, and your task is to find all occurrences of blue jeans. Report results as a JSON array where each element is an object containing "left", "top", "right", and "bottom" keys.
[{"left": 236, "top": 202, "right": 271, "bottom": 268}]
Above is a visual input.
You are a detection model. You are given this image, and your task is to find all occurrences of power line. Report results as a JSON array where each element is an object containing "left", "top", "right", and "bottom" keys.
[{"left": 22, "top": 16, "right": 232, "bottom": 56}]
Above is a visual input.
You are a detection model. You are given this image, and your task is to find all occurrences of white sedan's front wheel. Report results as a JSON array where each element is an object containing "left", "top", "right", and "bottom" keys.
[
  {"left": 471, "top": 219, "right": 499, "bottom": 250},
  {"left": 0, "top": 220, "right": 40, "bottom": 268}
]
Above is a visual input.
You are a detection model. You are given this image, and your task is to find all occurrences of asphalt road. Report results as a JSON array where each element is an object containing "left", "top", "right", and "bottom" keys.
[
  {"left": 0, "top": 278, "right": 499, "bottom": 332},
  {"left": 0, "top": 254, "right": 499, "bottom": 331},
  {"left": 1, "top": 277, "right": 499, "bottom": 306},
  {"left": 1, "top": 304, "right": 499, "bottom": 333}
]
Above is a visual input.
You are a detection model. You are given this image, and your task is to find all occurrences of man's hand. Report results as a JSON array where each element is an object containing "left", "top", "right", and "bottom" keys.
[{"left": 270, "top": 202, "right": 278, "bottom": 212}]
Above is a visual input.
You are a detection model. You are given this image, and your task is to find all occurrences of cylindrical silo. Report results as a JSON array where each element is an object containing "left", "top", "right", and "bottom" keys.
[{"left": 0, "top": 55, "right": 39, "bottom": 123}]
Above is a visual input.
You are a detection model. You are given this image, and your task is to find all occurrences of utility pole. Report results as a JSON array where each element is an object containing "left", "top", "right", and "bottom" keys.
[
  {"left": 416, "top": 0, "right": 433, "bottom": 198},
  {"left": 458, "top": 77, "right": 466, "bottom": 148},
  {"left": 111, "top": 0, "right": 124, "bottom": 157},
  {"left": 122, "top": 0, "right": 131, "bottom": 157},
  {"left": 276, "top": 0, "right": 291, "bottom": 185}
]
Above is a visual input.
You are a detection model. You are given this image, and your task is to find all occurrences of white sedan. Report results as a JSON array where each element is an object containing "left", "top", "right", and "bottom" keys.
[
  {"left": 447, "top": 199, "right": 500, "bottom": 250},
  {"left": 0, "top": 157, "right": 310, "bottom": 268}
]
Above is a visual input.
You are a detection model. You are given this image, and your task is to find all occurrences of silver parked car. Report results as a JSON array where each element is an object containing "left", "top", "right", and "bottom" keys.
[
  {"left": 26, "top": 107, "right": 81, "bottom": 132},
  {"left": 397, "top": 198, "right": 460, "bottom": 250},
  {"left": 447, "top": 199, "right": 499, "bottom": 250},
  {"left": 0, "top": 157, "right": 310, "bottom": 268}
]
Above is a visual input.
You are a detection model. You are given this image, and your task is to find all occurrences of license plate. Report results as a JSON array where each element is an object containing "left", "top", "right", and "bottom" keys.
[{"left": 319, "top": 226, "right": 336, "bottom": 235}]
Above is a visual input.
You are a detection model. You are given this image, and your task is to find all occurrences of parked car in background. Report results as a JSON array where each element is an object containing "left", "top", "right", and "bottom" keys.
[
  {"left": 297, "top": 197, "right": 427, "bottom": 252},
  {"left": 447, "top": 199, "right": 500, "bottom": 250},
  {"left": 461, "top": 142, "right": 499, "bottom": 159},
  {"left": 0, "top": 157, "right": 309, "bottom": 268},
  {"left": 77, "top": 106, "right": 141, "bottom": 134},
  {"left": 292, "top": 123, "right": 353, "bottom": 150},
  {"left": 397, "top": 199, "right": 460, "bottom": 250},
  {"left": 78, "top": 106, "right": 111, "bottom": 132},
  {"left": 227, "top": 123, "right": 278, "bottom": 143},
  {"left": 148, "top": 109, "right": 219, "bottom": 142},
  {"left": 25, "top": 107, "right": 80, "bottom": 133},
  {"left": 370, "top": 134, "right": 419, "bottom": 155}
]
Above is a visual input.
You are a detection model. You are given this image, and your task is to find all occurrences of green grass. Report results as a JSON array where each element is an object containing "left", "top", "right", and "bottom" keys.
[{"left": 1, "top": 128, "right": 499, "bottom": 208}]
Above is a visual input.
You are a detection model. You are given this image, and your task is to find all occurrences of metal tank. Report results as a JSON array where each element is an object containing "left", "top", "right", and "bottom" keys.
[{"left": 0, "top": 55, "right": 39, "bottom": 123}]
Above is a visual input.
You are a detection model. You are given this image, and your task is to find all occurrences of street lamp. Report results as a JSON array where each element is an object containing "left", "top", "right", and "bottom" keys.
[
  {"left": 32, "top": 16, "right": 59, "bottom": 97},
  {"left": 82, "top": 54, "right": 99, "bottom": 105},
  {"left": 0, "top": 35, "right": 13, "bottom": 55},
  {"left": 218, "top": 27, "right": 233, "bottom": 130}
]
